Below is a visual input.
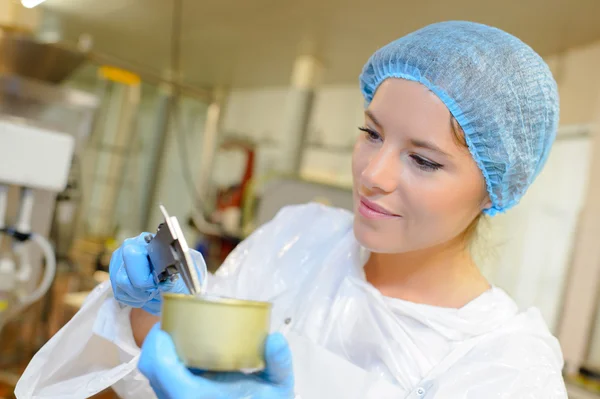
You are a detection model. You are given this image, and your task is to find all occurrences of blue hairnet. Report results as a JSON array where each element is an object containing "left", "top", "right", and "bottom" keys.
[{"left": 359, "top": 21, "right": 559, "bottom": 215}]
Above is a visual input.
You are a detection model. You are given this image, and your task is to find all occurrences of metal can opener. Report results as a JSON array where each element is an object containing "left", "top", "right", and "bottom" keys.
[{"left": 146, "top": 205, "right": 204, "bottom": 295}]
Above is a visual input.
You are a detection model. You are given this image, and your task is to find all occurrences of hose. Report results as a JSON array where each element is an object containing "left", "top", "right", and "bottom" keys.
[
  {"left": 18, "top": 233, "right": 57, "bottom": 307},
  {"left": 0, "top": 232, "right": 56, "bottom": 386}
]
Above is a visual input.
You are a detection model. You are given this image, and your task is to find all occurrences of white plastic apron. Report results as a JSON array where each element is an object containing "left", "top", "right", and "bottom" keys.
[{"left": 286, "top": 328, "right": 494, "bottom": 399}]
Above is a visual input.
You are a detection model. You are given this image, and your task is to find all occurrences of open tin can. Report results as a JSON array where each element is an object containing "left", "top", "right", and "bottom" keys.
[{"left": 161, "top": 293, "right": 272, "bottom": 372}]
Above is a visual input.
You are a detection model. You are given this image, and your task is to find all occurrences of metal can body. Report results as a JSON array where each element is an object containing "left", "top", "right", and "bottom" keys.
[{"left": 161, "top": 293, "right": 271, "bottom": 371}]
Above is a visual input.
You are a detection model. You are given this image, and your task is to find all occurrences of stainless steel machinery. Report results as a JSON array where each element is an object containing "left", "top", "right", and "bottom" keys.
[{"left": 0, "top": 28, "right": 98, "bottom": 385}]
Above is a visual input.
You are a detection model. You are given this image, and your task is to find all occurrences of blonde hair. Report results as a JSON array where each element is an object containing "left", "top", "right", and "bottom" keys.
[{"left": 451, "top": 116, "right": 485, "bottom": 244}]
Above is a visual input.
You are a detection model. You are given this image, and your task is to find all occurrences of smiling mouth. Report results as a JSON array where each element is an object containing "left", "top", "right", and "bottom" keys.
[{"left": 358, "top": 197, "right": 401, "bottom": 219}]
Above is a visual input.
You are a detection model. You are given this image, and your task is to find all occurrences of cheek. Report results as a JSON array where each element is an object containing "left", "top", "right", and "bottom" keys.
[
  {"left": 352, "top": 142, "right": 369, "bottom": 181},
  {"left": 392, "top": 176, "right": 483, "bottom": 249},
  {"left": 408, "top": 171, "right": 485, "bottom": 222}
]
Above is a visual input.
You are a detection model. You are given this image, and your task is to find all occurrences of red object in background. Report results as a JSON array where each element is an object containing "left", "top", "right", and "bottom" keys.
[
  {"left": 215, "top": 142, "right": 255, "bottom": 211},
  {"left": 213, "top": 141, "right": 255, "bottom": 262}
]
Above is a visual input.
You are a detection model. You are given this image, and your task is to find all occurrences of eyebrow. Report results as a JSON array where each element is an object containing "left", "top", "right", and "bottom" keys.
[
  {"left": 365, "top": 109, "right": 451, "bottom": 158},
  {"left": 410, "top": 139, "right": 451, "bottom": 158},
  {"left": 364, "top": 109, "right": 383, "bottom": 128}
]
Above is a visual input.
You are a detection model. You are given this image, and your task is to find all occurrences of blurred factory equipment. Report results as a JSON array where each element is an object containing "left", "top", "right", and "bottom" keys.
[
  {"left": 191, "top": 137, "right": 256, "bottom": 267},
  {"left": 186, "top": 54, "right": 352, "bottom": 268},
  {"left": 186, "top": 52, "right": 346, "bottom": 264},
  {"left": 252, "top": 177, "right": 353, "bottom": 227},
  {"left": 239, "top": 54, "right": 354, "bottom": 228},
  {"left": 190, "top": 162, "right": 354, "bottom": 270},
  {"left": 0, "top": 23, "right": 98, "bottom": 387},
  {"left": 81, "top": 66, "right": 141, "bottom": 239},
  {"left": 214, "top": 138, "right": 255, "bottom": 234}
]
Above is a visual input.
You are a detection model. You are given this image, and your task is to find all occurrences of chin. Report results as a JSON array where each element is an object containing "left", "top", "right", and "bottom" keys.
[{"left": 353, "top": 218, "right": 406, "bottom": 254}]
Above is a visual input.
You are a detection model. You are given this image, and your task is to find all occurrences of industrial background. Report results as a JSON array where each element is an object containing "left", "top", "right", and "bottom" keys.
[{"left": 0, "top": 0, "right": 600, "bottom": 397}]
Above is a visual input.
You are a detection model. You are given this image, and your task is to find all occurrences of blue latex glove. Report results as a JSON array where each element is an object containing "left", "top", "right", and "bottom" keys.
[
  {"left": 109, "top": 233, "right": 193, "bottom": 315},
  {"left": 139, "top": 324, "right": 295, "bottom": 399}
]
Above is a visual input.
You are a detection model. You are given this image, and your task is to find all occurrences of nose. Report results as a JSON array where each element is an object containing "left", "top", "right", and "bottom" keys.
[{"left": 361, "top": 146, "right": 400, "bottom": 194}]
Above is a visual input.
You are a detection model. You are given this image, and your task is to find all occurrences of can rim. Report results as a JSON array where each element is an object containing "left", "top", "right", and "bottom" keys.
[{"left": 163, "top": 293, "right": 272, "bottom": 308}]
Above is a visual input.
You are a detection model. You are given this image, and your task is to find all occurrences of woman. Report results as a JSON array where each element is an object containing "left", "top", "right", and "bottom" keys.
[{"left": 17, "top": 21, "right": 566, "bottom": 398}]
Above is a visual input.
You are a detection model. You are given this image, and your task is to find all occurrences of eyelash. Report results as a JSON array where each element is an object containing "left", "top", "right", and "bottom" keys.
[
  {"left": 358, "top": 126, "right": 381, "bottom": 142},
  {"left": 411, "top": 155, "right": 443, "bottom": 172},
  {"left": 358, "top": 126, "right": 444, "bottom": 172}
]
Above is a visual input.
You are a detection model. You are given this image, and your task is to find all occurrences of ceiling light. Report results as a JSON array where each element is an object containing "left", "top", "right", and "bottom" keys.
[{"left": 21, "top": 0, "right": 47, "bottom": 9}]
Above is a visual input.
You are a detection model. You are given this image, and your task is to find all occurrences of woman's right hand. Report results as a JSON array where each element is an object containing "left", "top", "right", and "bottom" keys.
[{"left": 109, "top": 233, "right": 188, "bottom": 315}]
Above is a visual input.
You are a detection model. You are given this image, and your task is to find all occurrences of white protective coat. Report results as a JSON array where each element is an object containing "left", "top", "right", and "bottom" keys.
[{"left": 16, "top": 203, "right": 567, "bottom": 398}]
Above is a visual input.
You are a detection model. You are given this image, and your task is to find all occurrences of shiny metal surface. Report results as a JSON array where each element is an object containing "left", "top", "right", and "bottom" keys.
[
  {"left": 147, "top": 205, "right": 204, "bottom": 295},
  {"left": 0, "top": 28, "right": 86, "bottom": 84},
  {"left": 161, "top": 293, "right": 271, "bottom": 371}
]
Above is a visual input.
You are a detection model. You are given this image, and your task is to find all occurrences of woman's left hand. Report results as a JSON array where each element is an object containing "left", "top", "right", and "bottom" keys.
[{"left": 138, "top": 324, "right": 295, "bottom": 399}]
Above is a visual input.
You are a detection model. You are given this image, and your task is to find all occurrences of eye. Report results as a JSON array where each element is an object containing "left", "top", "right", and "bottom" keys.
[
  {"left": 358, "top": 126, "right": 381, "bottom": 142},
  {"left": 410, "top": 154, "right": 443, "bottom": 172}
]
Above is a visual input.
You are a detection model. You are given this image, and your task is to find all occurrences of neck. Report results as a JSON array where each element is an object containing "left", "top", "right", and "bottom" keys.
[{"left": 364, "top": 237, "right": 490, "bottom": 308}]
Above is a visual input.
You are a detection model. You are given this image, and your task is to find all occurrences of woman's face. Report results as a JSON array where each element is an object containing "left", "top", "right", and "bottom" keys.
[{"left": 352, "top": 78, "right": 491, "bottom": 253}]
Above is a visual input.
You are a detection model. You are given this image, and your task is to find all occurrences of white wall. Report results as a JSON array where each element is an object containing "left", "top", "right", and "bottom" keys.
[
  {"left": 220, "top": 88, "right": 288, "bottom": 181},
  {"left": 477, "top": 132, "right": 592, "bottom": 332},
  {"left": 546, "top": 40, "right": 600, "bottom": 371},
  {"left": 546, "top": 41, "right": 600, "bottom": 125},
  {"left": 302, "top": 87, "right": 364, "bottom": 187}
]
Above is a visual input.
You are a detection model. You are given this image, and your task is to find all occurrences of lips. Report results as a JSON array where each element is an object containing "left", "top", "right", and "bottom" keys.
[{"left": 358, "top": 197, "right": 401, "bottom": 219}]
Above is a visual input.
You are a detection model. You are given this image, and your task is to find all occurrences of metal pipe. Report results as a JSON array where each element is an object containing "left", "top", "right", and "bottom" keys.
[
  {"left": 279, "top": 89, "right": 314, "bottom": 174},
  {"left": 279, "top": 54, "right": 322, "bottom": 175},
  {"left": 0, "top": 184, "right": 7, "bottom": 230},
  {"left": 15, "top": 187, "right": 34, "bottom": 233},
  {"left": 141, "top": 87, "right": 173, "bottom": 231},
  {"left": 195, "top": 89, "right": 225, "bottom": 200}
]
